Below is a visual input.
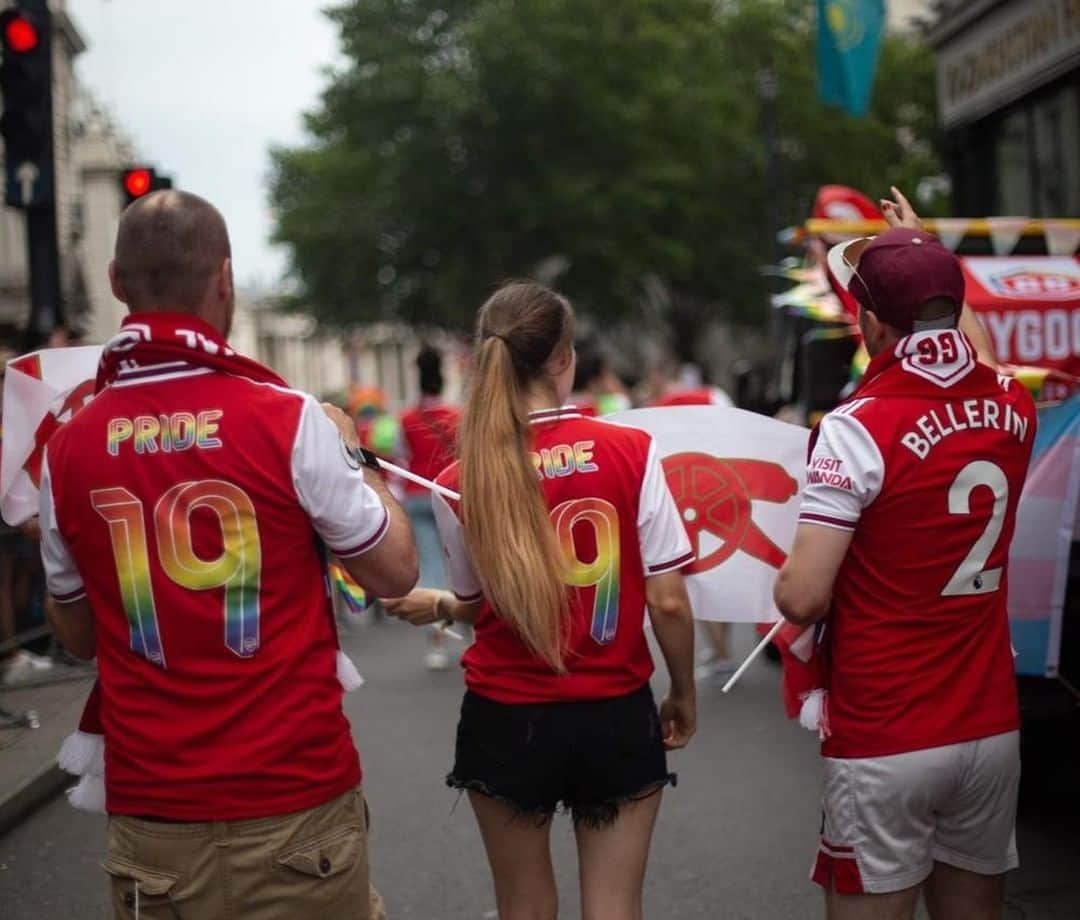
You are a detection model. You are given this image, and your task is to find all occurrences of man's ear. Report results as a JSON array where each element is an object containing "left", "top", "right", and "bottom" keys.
[
  {"left": 217, "top": 257, "right": 234, "bottom": 303},
  {"left": 108, "top": 261, "right": 127, "bottom": 304}
]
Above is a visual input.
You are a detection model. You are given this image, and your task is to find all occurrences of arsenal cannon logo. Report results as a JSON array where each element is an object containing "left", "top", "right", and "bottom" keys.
[{"left": 662, "top": 452, "right": 798, "bottom": 574}]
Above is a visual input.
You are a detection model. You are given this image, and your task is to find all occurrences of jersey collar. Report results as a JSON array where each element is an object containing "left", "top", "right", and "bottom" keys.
[{"left": 528, "top": 405, "right": 583, "bottom": 424}]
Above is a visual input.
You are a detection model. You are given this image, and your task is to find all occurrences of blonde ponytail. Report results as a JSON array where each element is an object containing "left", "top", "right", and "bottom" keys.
[{"left": 458, "top": 282, "right": 573, "bottom": 670}]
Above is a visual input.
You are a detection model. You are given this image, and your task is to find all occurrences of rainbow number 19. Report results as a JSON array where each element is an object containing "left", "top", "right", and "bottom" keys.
[
  {"left": 91, "top": 480, "right": 262, "bottom": 667},
  {"left": 551, "top": 497, "right": 620, "bottom": 644}
]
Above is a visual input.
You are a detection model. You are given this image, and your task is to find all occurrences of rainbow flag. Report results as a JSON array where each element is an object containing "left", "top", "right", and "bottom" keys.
[
  {"left": 329, "top": 562, "right": 369, "bottom": 613},
  {"left": 1008, "top": 394, "right": 1080, "bottom": 676}
]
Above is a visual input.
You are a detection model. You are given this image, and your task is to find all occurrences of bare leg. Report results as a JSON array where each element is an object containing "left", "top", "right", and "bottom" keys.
[
  {"left": 576, "top": 790, "right": 662, "bottom": 920},
  {"left": 468, "top": 791, "right": 557, "bottom": 920},
  {"left": 925, "top": 862, "right": 1005, "bottom": 920},
  {"left": 825, "top": 880, "right": 919, "bottom": 920},
  {"left": 703, "top": 621, "right": 731, "bottom": 660}
]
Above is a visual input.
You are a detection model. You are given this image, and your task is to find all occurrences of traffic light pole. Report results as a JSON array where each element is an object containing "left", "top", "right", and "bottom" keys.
[
  {"left": 20, "top": 0, "right": 60, "bottom": 349},
  {"left": 1, "top": 0, "right": 63, "bottom": 349},
  {"left": 23, "top": 203, "right": 62, "bottom": 347}
]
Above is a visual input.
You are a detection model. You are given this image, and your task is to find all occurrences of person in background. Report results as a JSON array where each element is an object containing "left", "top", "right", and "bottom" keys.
[
  {"left": 386, "top": 281, "right": 696, "bottom": 920},
  {"left": 646, "top": 355, "right": 736, "bottom": 679},
  {"left": 399, "top": 344, "right": 461, "bottom": 670},
  {"left": 41, "top": 190, "right": 417, "bottom": 919},
  {"left": 570, "top": 344, "right": 632, "bottom": 416},
  {"left": 0, "top": 349, "right": 53, "bottom": 685}
]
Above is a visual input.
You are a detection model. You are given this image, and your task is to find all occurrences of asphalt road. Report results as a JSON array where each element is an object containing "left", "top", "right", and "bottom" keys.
[{"left": 1, "top": 619, "right": 1078, "bottom": 919}]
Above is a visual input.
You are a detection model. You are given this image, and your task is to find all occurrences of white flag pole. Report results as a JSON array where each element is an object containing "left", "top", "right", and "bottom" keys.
[
  {"left": 721, "top": 619, "right": 785, "bottom": 693},
  {"left": 377, "top": 458, "right": 461, "bottom": 502}
]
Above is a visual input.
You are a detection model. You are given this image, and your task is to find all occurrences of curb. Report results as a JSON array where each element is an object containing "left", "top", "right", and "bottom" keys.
[{"left": 0, "top": 763, "right": 71, "bottom": 838}]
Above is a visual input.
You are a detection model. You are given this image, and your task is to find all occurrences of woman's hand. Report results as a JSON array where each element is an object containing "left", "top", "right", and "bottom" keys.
[
  {"left": 383, "top": 589, "right": 447, "bottom": 626},
  {"left": 659, "top": 692, "right": 696, "bottom": 750}
]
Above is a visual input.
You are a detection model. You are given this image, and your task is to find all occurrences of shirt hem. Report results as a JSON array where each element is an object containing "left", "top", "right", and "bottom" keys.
[
  {"left": 51, "top": 588, "right": 87, "bottom": 604},
  {"left": 464, "top": 675, "right": 654, "bottom": 705},
  {"left": 646, "top": 549, "right": 696, "bottom": 575},
  {"left": 104, "top": 766, "right": 362, "bottom": 823},
  {"left": 333, "top": 508, "right": 391, "bottom": 558},
  {"left": 821, "top": 721, "right": 1020, "bottom": 760}
]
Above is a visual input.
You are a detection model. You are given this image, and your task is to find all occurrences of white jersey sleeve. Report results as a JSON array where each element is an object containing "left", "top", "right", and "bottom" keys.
[
  {"left": 638, "top": 439, "right": 695, "bottom": 574},
  {"left": 292, "top": 396, "right": 390, "bottom": 557},
  {"left": 432, "top": 491, "right": 484, "bottom": 602},
  {"left": 798, "top": 401, "right": 884, "bottom": 531},
  {"left": 39, "top": 452, "right": 86, "bottom": 603}
]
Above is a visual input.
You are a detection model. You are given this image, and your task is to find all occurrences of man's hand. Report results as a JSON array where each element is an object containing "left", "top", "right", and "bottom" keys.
[
  {"left": 880, "top": 186, "right": 924, "bottom": 231},
  {"left": 659, "top": 693, "right": 696, "bottom": 750},
  {"left": 383, "top": 589, "right": 445, "bottom": 626},
  {"left": 321, "top": 403, "right": 360, "bottom": 450}
]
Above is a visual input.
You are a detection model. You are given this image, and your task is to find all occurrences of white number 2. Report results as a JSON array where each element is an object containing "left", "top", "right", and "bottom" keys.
[{"left": 942, "top": 461, "right": 1008, "bottom": 597}]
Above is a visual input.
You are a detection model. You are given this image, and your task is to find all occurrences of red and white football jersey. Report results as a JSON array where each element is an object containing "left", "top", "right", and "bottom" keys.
[
  {"left": 799, "top": 329, "right": 1036, "bottom": 758},
  {"left": 649, "top": 387, "right": 733, "bottom": 408},
  {"left": 399, "top": 398, "right": 460, "bottom": 496},
  {"left": 40, "top": 363, "right": 390, "bottom": 820},
  {"left": 434, "top": 407, "right": 692, "bottom": 704}
]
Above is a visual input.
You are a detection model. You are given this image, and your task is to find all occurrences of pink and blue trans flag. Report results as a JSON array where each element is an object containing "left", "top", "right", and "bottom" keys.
[{"left": 1009, "top": 394, "right": 1080, "bottom": 676}]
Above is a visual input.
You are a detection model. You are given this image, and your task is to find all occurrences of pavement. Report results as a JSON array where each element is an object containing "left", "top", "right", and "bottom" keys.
[
  {"left": 0, "top": 663, "right": 97, "bottom": 835},
  {"left": 1, "top": 619, "right": 1079, "bottom": 919}
]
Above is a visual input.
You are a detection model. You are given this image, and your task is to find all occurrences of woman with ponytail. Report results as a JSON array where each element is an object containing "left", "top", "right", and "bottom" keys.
[{"left": 385, "top": 281, "right": 696, "bottom": 920}]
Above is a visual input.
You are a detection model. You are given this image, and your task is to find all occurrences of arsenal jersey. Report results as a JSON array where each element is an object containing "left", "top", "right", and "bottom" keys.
[
  {"left": 434, "top": 407, "right": 692, "bottom": 703},
  {"left": 798, "top": 329, "right": 1036, "bottom": 758},
  {"left": 399, "top": 398, "right": 460, "bottom": 496},
  {"left": 41, "top": 363, "right": 390, "bottom": 820}
]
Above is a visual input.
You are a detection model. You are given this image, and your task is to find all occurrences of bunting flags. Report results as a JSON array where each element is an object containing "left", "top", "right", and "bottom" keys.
[{"left": 987, "top": 217, "right": 1030, "bottom": 256}]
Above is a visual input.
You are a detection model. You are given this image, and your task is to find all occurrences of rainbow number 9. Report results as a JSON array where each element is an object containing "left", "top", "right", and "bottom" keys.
[
  {"left": 551, "top": 497, "right": 620, "bottom": 644},
  {"left": 156, "top": 481, "right": 262, "bottom": 657},
  {"left": 92, "top": 480, "right": 262, "bottom": 666}
]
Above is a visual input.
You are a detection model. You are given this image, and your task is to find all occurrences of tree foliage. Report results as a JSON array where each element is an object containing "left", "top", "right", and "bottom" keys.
[{"left": 270, "top": 0, "right": 941, "bottom": 349}]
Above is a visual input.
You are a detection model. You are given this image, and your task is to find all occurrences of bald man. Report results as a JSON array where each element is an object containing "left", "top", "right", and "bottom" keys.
[{"left": 41, "top": 191, "right": 414, "bottom": 919}]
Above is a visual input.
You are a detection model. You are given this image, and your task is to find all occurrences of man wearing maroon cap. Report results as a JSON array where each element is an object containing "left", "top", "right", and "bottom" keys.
[{"left": 773, "top": 195, "right": 1036, "bottom": 919}]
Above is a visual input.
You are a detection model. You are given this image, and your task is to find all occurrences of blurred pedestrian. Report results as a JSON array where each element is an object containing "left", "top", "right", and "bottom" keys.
[
  {"left": 40, "top": 190, "right": 416, "bottom": 919},
  {"left": 385, "top": 280, "right": 696, "bottom": 920},
  {"left": 399, "top": 344, "right": 461, "bottom": 669},
  {"left": 646, "top": 355, "right": 736, "bottom": 680},
  {"left": 775, "top": 221, "right": 1035, "bottom": 919},
  {"left": 569, "top": 344, "right": 631, "bottom": 416}
]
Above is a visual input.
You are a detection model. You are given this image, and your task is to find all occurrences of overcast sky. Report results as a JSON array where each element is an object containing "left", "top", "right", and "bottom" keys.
[{"left": 67, "top": 0, "right": 341, "bottom": 287}]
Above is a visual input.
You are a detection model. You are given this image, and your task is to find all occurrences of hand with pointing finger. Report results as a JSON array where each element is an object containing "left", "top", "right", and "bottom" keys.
[{"left": 880, "top": 186, "right": 924, "bottom": 232}]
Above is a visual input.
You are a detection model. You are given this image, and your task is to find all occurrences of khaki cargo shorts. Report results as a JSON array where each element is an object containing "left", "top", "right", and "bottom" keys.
[{"left": 104, "top": 786, "right": 386, "bottom": 919}]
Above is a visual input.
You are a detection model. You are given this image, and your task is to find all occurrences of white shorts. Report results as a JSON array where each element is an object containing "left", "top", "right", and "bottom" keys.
[{"left": 813, "top": 731, "right": 1020, "bottom": 894}]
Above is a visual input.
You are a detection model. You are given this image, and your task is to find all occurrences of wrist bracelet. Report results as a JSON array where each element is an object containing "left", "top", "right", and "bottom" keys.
[{"left": 433, "top": 592, "right": 453, "bottom": 628}]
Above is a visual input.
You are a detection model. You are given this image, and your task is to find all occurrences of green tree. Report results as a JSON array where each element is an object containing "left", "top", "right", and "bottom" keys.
[{"left": 270, "top": 0, "right": 941, "bottom": 354}]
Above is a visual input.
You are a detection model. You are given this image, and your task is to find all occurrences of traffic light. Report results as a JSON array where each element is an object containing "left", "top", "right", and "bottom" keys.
[
  {"left": 0, "top": 3, "right": 53, "bottom": 208},
  {"left": 120, "top": 166, "right": 173, "bottom": 207}
]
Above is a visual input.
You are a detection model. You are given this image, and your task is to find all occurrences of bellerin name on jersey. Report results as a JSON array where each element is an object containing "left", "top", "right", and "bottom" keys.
[
  {"left": 106, "top": 411, "right": 223, "bottom": 456},
  {"left": 899, "top": 397, "right": 1030, "bottom": 461}
]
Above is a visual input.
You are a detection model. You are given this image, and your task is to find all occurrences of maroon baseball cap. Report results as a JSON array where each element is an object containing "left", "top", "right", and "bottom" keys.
[{"left": 826, "top": 228, "right": 965, "bottom": 333}]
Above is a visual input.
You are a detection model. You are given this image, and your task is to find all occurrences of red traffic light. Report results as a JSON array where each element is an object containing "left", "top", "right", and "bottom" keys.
[
  {"left": 123, "top": 168, "right": 152, "bottom": 199},
  {"left": 3, "top": 15, "right": 39, "bottom": 53}
]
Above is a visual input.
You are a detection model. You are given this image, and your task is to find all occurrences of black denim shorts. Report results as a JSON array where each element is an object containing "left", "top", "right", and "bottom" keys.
[{"left": 447, "top": 683, "right": 675, "bottom": 828}]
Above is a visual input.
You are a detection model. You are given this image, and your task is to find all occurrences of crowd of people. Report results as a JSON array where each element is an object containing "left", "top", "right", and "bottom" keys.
[{"left": 31, "top": 186, "right": 1034, "bottom": 920}]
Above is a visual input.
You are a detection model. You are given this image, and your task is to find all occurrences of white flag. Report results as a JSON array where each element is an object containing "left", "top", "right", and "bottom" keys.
[
  {"left": 608, "top": 406, "right": 809, "bottom": 623},
  {"left": 1, "top": 346, "right": 102, "bottom": 526}
]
